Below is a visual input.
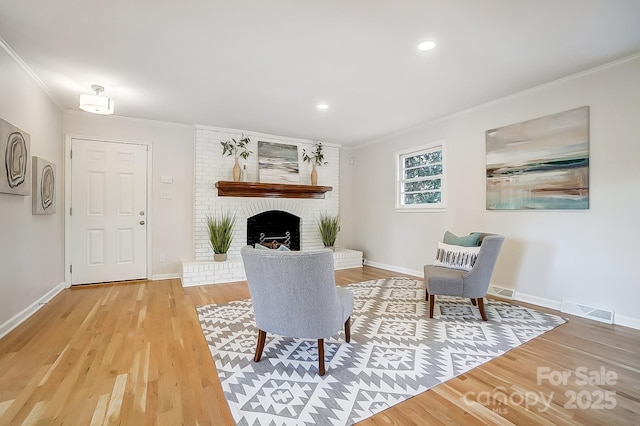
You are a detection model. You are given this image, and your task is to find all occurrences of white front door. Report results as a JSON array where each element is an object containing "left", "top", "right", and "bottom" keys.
[{"left": 71, "top": 138, "right": 148, "bottom": 285}]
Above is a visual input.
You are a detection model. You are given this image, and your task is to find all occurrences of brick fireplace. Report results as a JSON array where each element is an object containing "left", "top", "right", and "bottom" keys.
[{"left": 180, "top": 126, "right": 361, "bottom": 287}]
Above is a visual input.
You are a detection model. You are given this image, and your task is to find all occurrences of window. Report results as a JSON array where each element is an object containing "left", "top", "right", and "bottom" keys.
[{"left": 396, "top": 141, "right": 446, "bottom": 211}]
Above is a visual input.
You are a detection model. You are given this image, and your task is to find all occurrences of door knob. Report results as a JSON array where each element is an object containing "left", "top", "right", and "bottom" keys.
[
  {"left": 140, "top": 211, "right": 145, "bottom": 216},
  {"left": 139, "top": 220, "right": 145, "bottom": 225}
]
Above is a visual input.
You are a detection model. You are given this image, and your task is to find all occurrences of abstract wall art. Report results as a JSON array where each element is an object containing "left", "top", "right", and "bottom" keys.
[
  {"left": 32, "top": 156, "right": 56, "bottom": 215},
  {"left": 486, "top": 106, "right": 589, "bottom": 210},
  {"left": 258, "top": 141, "right": 300, "bottom": 184},
  {"left": 0, "top": 117, "right": 31, "bottom": 196}
]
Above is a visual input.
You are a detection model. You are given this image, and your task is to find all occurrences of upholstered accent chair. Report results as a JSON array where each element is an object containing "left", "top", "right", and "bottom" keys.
[
  {"left": 240, "top": 246, "right": 354, "bottom": 376},
  {"left": 424, "top": 233, "right": 505, "bottom": 321}
]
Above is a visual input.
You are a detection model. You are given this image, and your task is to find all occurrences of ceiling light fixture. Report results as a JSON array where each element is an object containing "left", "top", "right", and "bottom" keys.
[
  {"left": 418, "top": 40, "right": 436, "bottom": 51},
  {"left": 317, "top": 104, "right": 329, "bottom": 110},
  {"left": 79, "top": 85, "right": 114, "bottom": 115}
]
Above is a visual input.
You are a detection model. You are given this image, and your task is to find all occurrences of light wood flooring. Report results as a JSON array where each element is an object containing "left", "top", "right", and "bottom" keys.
[{"left": 1, "top": 266, "right": 639, "bottom": 425}]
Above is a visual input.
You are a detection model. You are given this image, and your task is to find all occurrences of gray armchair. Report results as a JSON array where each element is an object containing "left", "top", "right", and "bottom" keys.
[
  {"left": 424, "top": 233, "right": 505, "bottom": 321},
  {"left": 240, "top": 246, "right": 354, "bottom": 375}
]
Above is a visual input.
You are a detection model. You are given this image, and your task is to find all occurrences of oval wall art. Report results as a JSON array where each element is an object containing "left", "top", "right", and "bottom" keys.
[
  {"left": 32, "top": 156, "right": 56, "bottom": 215},
  {"left": 0, "top": 118, "right": 31, "bottom": 196}
]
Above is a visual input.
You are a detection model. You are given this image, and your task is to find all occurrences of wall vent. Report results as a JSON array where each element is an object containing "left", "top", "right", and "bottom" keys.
[
  {"left": 487, "top": 285, "right": 515, "bottom": 299},
  {"left": 560, "top": 301, "right": 614, "bottom": 324}
]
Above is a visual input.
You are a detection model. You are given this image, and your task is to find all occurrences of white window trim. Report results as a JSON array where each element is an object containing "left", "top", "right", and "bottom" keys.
[{"left": 395, "top": 140, "right": 447, "bottom": 212}]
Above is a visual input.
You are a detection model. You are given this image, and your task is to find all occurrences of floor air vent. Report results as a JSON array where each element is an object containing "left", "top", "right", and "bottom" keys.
[
  {"left": 560, "top": 301, "right": 614, "bottom": 324},
  {"left": 487, "top": 285, "right": 515, "bottom": 299}
]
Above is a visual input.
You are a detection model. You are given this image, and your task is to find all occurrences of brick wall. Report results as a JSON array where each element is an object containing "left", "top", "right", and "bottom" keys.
[{"left": 194, "top": 125, "right": 340, "bottom": 260}]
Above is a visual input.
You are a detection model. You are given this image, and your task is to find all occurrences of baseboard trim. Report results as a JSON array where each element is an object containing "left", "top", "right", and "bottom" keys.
[
  {"left": 150, "top": 273, "right": 181, "bottom": 281},
  {"left": 364, "top": 260, "right": 423, "bottom": 278},
  {"left": 514, "top": 292, "right": 562, "bottom": 311},
  {"left": 613, "top": 314, "right": 640, "bottom": 330},
  {"left": 0, "top": 281, "right": 67, "bottom": 340}
]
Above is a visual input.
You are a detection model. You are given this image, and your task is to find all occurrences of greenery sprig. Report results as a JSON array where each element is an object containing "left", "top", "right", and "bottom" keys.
[
  {"left": 302, "top": 142, "right": 328, "bottom": 167},
  {"left": 220, "top": 134, "right": 252, "bottom": 160}
]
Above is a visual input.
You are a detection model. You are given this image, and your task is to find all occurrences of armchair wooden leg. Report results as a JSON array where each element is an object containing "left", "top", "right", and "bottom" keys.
[
  {"left": 254, "top": 329, "right": 267, "bottom": 362},
  {"left": 471, "top": 298, "right": 477, "bottom": 306},
  {"left": 477, "top": 298, "right": 488, "bottom": 321},
  {"left": 318, "top": 339, "right": 325, "bottom": 376},
  {"left": 425, "top": 289, "right": 429, "bottom": 301},
  {"left": 344, "top": 317, "right": 351, "bottom": 343},
  {"left": 429, "top": 295, "right": 435, "bottom": 318}
]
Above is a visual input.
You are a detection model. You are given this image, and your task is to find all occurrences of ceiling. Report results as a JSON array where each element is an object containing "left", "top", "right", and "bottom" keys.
[{"left": 1, "top": 1, "right": 639, "bottom": 146}]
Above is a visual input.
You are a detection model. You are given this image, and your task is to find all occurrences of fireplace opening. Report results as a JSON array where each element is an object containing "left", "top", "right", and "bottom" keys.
[{"left": 247, "top": 210, "right": 300, "bottom": 250}]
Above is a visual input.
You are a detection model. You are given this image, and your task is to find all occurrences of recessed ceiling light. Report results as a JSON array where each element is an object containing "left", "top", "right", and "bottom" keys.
[
  {"left": 418, "top": 41, "right": 436, "bottom": 51},
  {"left": 317, "top": 104, "right": 329, "bottom": 110}
]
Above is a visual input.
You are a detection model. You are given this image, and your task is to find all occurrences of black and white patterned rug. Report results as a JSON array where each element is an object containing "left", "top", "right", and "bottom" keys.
[{"left": 197, "top": 277, "right": 565, "bottom": 425}]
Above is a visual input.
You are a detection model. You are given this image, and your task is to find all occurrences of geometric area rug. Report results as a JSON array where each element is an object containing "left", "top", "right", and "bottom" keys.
[{"left": 197, "top": 278, "right": 566, "bottom": 425}]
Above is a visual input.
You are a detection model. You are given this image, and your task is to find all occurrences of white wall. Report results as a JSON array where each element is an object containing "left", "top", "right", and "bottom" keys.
[
  {"left": 63, "top": 111, "right": 194, "bottom": 278},
  {"left": 349, "top": 55, "right": 640, "bottom": 328},
  {"left": 338, "top": 147, "right": 355, "bottom": 249},
  {"left": 0, "top": 47, "right": 64, "bottom": 332}
]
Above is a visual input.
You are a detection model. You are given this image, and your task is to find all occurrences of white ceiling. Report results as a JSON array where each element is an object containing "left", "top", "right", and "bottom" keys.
[{"left": 1, "top": 1, "right": 639, "bottom": 146}]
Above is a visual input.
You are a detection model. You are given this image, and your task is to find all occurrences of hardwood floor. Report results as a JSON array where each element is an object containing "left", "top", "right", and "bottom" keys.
[{"left": 1, "top": 266, "right": 638, "bottom": 425}]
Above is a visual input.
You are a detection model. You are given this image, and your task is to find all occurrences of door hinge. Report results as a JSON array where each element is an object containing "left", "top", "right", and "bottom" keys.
[
  {"left": 70, "top": 207, "right": 72, "bottom": 216},
  {"left": 70, "top": 150, "right": 73, "bottom": 159},
  {"left": 70, "top": 265, "right": 73, "bottom": 273}
]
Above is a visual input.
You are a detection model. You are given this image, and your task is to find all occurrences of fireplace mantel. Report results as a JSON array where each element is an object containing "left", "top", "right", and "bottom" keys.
[{"left": 215, "top": 181, "right": 333, "bottom": 199}]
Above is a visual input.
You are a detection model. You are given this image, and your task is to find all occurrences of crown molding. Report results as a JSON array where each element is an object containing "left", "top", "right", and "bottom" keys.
[{"left": 0, "top": 36, "right": 63, "bottom": 110}]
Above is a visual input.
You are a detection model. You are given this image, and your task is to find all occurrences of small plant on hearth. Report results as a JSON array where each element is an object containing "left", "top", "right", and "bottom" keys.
[
  {"left": 206, "top": 210, "right": 236, "bottom": 261},
  {"left": 317, "top": 212, "right": 339, "bottom": 249},
  {"left": 220, "top": 134, "right": 252, "bottom": 160}
]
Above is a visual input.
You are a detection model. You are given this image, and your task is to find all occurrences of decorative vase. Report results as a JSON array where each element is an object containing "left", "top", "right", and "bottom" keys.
[
  {"left": 232, "top": 158, "right": 241, "bottom": 182},
  {"left": 311, "top": 163, "right": 318, "bottom": 186},
  {"left": 214, "top": 253, "right": 227, "bottom": 262}
]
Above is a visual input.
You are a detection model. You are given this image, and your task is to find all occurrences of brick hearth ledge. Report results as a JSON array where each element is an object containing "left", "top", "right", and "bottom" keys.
[{"left": 180, "top": 249, "right": 363, "bottom": 287}]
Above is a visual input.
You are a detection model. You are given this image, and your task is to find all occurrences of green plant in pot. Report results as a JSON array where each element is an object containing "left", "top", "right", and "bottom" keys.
[
  {"left": 206, "top": 211, "right": 236, "bottom": 261},
  {"left": 317, "top": 212, "right": 339, "bottom": 250},
  {"left": 220, "top": 134, "right": 252, "bottom": 181},
  {"left": 302, "top": 142, "right": 328, "bottom": 186}
]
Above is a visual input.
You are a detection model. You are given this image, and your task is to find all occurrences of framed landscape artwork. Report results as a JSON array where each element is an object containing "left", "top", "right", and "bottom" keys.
[
  {"left": 32, "top": 156, "right": 56, "bottom": 215},
  {"left": 0, "top": 117, "right": 31, "bottom": 196},
  {"left": 486, "top": 106, "right": 589, "bottom": 210},
  {"left": 258, "top": 141, "right": 300, "bottom": 184}
]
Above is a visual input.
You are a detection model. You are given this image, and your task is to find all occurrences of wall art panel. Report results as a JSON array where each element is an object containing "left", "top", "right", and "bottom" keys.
[
  {"left": 258, "top": 141, "right": 299, "bottom": 184},
  {"left": 486, "top": 106, "right": 589, "bottom": 210},
  {"left": 32, "top": 156, "right": 56, "bottom": 214},
  {"left": 0, "top": 118, "right": 31, "bottom": 196}
]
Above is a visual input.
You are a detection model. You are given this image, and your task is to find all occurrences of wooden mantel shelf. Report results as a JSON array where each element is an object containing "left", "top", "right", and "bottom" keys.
[{"left": 215, "top": 181, "right": 333, "bottom": 199}]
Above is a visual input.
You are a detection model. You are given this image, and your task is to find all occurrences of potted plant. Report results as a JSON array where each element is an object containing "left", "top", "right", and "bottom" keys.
[
  {"left": 317, "top": 212, "right": 339, "bottom": 250},
  {"left": 302, "top": 142, "right": 328, "bottom": 185},
  {"left": 206, "top": 210, "right": 236, "bottom": 261},
  {"left": 220, "top": 134, "right": 252, "bottom": 181}
]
